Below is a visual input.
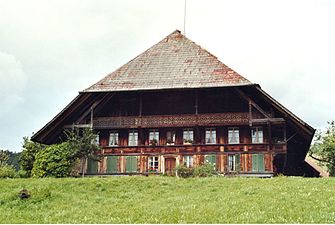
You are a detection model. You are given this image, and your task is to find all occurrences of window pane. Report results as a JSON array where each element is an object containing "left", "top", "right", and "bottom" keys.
[
  {"left": 183, "top": 129, "right": 193, "bottom": 144},
  {"left": 228, "top": 128, "right": 239, "bottom": 144},
  {"left": 129, "top": 131, "right": 138, "bottom": 146}
]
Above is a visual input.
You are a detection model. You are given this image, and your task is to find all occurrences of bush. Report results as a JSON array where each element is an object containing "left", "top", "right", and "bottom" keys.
[
  {"left": 193, "top": 162, "right": 218, "bottom": 177},
  {"left": 0, "top": 165, "right": 17, "bottom": 178},
  {"left": 32, "top": 142, "right": 76, "bottom": 178},
  {"left": 17, "top": 170, "right": 29, "bottom": 178},
  {"left": 175, "top": 164, "right": 194, "bottom": 178}
]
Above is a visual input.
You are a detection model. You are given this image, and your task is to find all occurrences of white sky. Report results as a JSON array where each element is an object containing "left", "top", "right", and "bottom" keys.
[{"left": 0, "top": 0, "right": 334, "bottom": 152}]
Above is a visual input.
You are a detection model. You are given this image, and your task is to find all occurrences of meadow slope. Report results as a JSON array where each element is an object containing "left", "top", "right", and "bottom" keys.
[{"left": 0, "top": 176, "right": 334, "bottom": 223}]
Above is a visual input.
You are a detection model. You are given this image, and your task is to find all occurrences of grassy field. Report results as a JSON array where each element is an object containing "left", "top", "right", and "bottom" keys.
[{"left": 0, "top": 176, "right": 334, "bottom": 223}]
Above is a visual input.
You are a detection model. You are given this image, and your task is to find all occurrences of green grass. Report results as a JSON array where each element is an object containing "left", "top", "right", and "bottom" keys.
[{"left": 0, "top": 176, "right": 334, "bottom": 223}]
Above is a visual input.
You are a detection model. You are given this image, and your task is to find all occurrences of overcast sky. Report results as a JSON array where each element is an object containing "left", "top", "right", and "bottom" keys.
[{"left": 1, "top": 0, "right": 334, "bottom": 152}]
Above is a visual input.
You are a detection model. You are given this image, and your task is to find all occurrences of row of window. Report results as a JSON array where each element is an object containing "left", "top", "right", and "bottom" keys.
[
  {"left": 96, "top": 127, "right": 264, "bottom": 146},
  {"left": 87, "top": 154, "right": 265, "bottom": 173}
]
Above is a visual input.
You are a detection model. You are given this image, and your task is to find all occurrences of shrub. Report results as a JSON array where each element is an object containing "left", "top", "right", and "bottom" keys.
[
  {"left": 32, "top": 142, "right": 76, "bottom": 178},
  {"left": 0, "top": 165, "right": 17, "bottom": 178},
  {"left": 193, "top": 162, "right": 218, "bottom": 177},
  {"left": 175, "top": 164, "right": 194, "bottom": 178},
  {"left": 17, "top": 170, "right": 29, "bottom": 178}
]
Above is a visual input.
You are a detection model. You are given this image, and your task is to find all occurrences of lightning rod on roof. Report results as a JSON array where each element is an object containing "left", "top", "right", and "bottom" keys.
[{"left": 183, "top": 0, "right": 187, "bottom": 35}]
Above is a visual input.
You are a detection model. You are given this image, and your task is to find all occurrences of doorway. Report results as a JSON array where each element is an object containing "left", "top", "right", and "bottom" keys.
[{"left": 165, "top": 157, "right": 176, "bottom": 175}]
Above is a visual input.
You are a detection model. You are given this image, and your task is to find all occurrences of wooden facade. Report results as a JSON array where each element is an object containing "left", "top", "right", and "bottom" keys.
[
  {"left": 31, "top": 30, "right": 316, "bottom": 177},
  {"left": 81, "top": 88, "right": 291, "bottom": 177}
]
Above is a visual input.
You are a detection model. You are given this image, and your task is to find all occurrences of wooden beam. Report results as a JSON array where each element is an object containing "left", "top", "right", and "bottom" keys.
[
  {"left": 76, "top": 93, "right": 114, "bottom": 124},
  {"left": 139, "top": 93, "right": 143, "bottom": 117},
  {"left": 64, "top": 124, "right": 91, "bottom": 129},
  {"left": 234, "top": 87, "right": 270, "bottom": 118}
]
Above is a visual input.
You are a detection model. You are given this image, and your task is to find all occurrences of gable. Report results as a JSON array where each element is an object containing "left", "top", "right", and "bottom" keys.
[{"left": 83, "top": 30, "right": 252, "bottom": 93}]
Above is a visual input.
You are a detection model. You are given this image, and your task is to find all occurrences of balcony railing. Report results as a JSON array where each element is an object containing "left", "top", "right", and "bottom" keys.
[{"left": 93, "top": 112, "right": 262, "bottom": 129}]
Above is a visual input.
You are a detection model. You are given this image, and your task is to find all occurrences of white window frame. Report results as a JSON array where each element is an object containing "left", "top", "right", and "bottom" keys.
[
  {"left": 228, "top": 154, "right": 237, "bottom": 171},
  {"left": 183, "top": 155, "right": 193, "bottom": 168},
  {"left": 251, "top": 127, "right": 264, "bottom": 144},
  {"left": 183, "top": 129, "right": 194, "bottom": 144},
  {"left": 149, "top": 129, "right": 159, "bottom": 145},
  {"left": 166, "top": 131, "right": 176, "bottom": 145},
  {"left": 205, "top": 128, "right": 216, "bottom": 144},
  {"left": 148, "top": 156, "right": 159, "bottom": 172},
  {"left": 128, "top": 130, "right": 138, "bottom": 146},
  {"left": 228, "top": 127, "right": 240, "bottom": 144},
  {"left": 93, "top": 134, "right": 100, "bottom": 146},
  {"left": 109, "top": 131, "right": 119, "bottom": 146}
]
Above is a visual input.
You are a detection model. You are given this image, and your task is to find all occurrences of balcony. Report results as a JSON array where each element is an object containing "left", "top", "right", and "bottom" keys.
[{"left": 93, "top": 112, "right": 261, "bottom": 129}]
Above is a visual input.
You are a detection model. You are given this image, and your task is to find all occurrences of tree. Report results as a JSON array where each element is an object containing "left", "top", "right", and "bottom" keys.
[
  {"left": 7, "top": 151, "right": 21, "bottom": 170},
  {"left": 19, "top": 137, "right": 45, "bottom": 176},
  {"left": 309, "top": 121, "right": 335, "bottom": 176},
  {"left": 0, "top": 149, "right": 9, "bottom": 167},
  {"left": 64, "top": 127, "right": 101, "bottom": 176},
  {"left": 32, "top": 142, "right": 76, "bottom": 177}
]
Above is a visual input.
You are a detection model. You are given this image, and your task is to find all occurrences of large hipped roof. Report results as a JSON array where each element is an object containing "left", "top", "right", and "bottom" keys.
[{"left": 83, "top": 30, "right": 252, "bottom": 93}]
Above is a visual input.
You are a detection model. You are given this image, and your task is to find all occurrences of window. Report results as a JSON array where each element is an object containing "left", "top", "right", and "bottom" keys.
[
  {"left": 149, "top": 129, "right": 159, "bottom": 145},
  {"left": 87, "top": 158, "right": 98, "bottom": 174},
  {"left": 93, "top": 134, "right": 100, "bottom": 146},
  {"left": 183, "top": 129, "right": 194, "bottom": 144},
  {"left": 228, "top": 154, "right": 240, "bottom": 172},
  {"left": 109, "top": 131, "right": 119, "bottom": 146},
  {"left": 205, "top": 128, "right": 216, "bottom": 144},
  {"left": 228, "top": 127, "right": 240, "bottom": 144},
  {"left": 106, "top": 156, "right": 119, "bottom": 173},
  {"left": 128, "top": 130, "right": 138, "bottom": 146},
  {"left": 252, "top": 154, "right": 265, "bottom": 172},
  {"left": 251, "top": 127, "right": 263, "bottom": 144},
  {"left": 166, "top": 131, "right": 176, "bottom": 145},
  {"left": 126, "top": 156, "right": 137, "bottom": 173},
  {"left": 205, "top": 155, "right": 216, "bottom": 166},
  {"left": 148, "top": 156, "right": 159, "bottom": 172},
  {"left": 183, "top": 155, "right": 193, "bottom": 168}
]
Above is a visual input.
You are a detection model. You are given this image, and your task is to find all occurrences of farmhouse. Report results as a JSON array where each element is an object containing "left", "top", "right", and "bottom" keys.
[{"left": 31, "top": 30, "right": 316, "bottom": 177}]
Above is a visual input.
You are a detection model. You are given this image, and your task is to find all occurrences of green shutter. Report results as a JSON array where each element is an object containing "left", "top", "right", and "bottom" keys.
[
  {"left": 126, "top": 156, "right": 137, "bottom": 173},
  {"left": 252, "top": 154, "right": 265, "bottom": 172},
  {"left": 235, "top": 154, "right": 241, "bottom": 172},
  {"left": 87, "top": 158, "right": 98, "bottom": 174},
  {"left": 107, "top": 156, "right": 119, "bottom": 173},
  {"left": 258, "top": 154, "right": 265, "bottom": 172}
]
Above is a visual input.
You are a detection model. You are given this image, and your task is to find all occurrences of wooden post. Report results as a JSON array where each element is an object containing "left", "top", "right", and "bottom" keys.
[
  {"left": 195, "top": 90, "right": 198, "bottom": 115},
  {"left": 268, "top": 122, "right": 272, "bottom": 151},
  {"left": 220, "top": 146, "right": 224, "bottom": 172},
  {"left": 90, "top": 107, "right": 93, "bottom": 129},
  {"left": 120, "top": 150, "right": 125, "bottom": 173},
  {"left": 249, "top": 100, "right": 252, "bottom": 127},
  {"left": 139, "top": 93, "right": 143, "bottom": 117}
]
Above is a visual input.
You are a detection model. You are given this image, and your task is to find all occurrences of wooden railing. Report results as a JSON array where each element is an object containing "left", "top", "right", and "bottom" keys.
[{"left": 93, "top": 112, "right": 263, "bottom": 129}]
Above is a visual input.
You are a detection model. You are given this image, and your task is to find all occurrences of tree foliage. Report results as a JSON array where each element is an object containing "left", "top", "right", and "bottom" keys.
[
  {"left": 32, "top": 142, "right": 76, "bottom": 178},
  {"left": 0, "top": 149, "right": 10, "bottom": 167},
  {"left": 19, "top": 137, "right": 45, "bottom": 176},
  {"left": 64, "top": 127, "right": 101, "bottom": 176},
  {"left": 64, "top": 128, "right": 100, "bottom": 159},
  {"left": 309, "top": 121, "right": 335, "bottom": 176},
  {"left": 29, "top": 128, "right": 100, "bottom": 178}
]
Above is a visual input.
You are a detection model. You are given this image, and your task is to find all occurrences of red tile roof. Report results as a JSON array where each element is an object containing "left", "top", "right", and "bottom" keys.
[{"left": 83, "top": 30, "right": 252, "bottom": 92}]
